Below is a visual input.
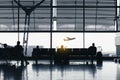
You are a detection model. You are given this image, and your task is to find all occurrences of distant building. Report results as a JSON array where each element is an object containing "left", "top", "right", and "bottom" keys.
[{"left": 115, "top": 33, "right": 120, "bottom": 56}]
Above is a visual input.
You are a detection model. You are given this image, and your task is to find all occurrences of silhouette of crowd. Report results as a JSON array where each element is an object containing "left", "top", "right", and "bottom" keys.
[
  {"left": 0, "top": 42, "right": 103, "bottom": 65},
  {"left": 0, "top": 41, "right": 29, "bottom": 65}
]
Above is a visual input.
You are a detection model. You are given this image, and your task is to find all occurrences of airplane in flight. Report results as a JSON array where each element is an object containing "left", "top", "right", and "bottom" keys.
[{"left": 63, "top": 37, "right": 76, "bottom": 41}]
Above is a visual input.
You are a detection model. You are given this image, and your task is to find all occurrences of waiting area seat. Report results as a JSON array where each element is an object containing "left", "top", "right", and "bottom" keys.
[
  {"left": 31, "top": 47, "right": 101, "bottom": 64},
  {"left": 0, "top": 47, "right": 23, "bottom": 60},
  {"left": 0, "top": 47, "right": 102, "bottom": 63},
  {"left": 32, "top": 48, "right": 97, "bottom": 59}
]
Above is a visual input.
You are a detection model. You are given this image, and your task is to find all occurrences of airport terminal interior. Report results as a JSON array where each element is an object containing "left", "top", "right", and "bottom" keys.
[{"left": 0, "top": 0, "right": 120, "bottom": 80}]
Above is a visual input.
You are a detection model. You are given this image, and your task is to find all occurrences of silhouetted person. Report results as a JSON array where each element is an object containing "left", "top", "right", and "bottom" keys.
[
  {"left": 36, "top": 45, "right": 39, "bottom": 48},
  {"left": 3, "top": 44, "right": 9, "bottom": 63},
  {"left": 35, "top": 45, "right": 40, "bottom": 53},
  {"left": 96, "top": 52, "right": 102, "bottom": 59},
  {"left": 14, "top": 41, "right": 28, "bottom": 65},
  {"left": 32, "top": 45, "right": 40, "bottom": 56},
  {"left": 61, "top": 45, "right": 64, "bottom": 49},
  {"left": 88, "top": 43, "right": 97, "bottom": 63},
  {"left": 57, "top": 45, "right": 65, "bottom": 53},
  {"left": 88, "top": 43, "right": 97, "bottom": 55},
  {"left": 96, "top": 51, "right": 103, "bottom": 65},
  {"left": 3, "top": 44, "right": 7, "bottom": 48},
  {"left": 57, "top": 45, "right": 69, "bottom": 65},
  {"left": 32, "top": 45, "right": 40, "bottom": 64}
]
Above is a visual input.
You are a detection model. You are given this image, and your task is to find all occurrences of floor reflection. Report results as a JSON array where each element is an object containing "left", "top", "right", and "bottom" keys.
[
  {"left": 0, "top": 61, "right": 118, "bottom": 80},
  {"left": 32, "top": 63, "right": 98, "bottom": 80},
  {"left": 0, "top": 63, "right": 27, "bottom": 80}
]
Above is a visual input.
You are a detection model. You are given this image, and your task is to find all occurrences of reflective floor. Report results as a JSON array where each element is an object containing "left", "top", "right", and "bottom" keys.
[{"left": 0, "top": 60, "right": 119, "bottom": 80}]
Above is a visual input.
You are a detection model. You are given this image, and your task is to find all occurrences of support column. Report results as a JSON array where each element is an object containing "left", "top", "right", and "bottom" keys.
[
  {"left": 115, "top": 0, "right": 119, "bottom": 31},
  {"left": 53, "top": 0, "right": 57, "bottom": 30}
]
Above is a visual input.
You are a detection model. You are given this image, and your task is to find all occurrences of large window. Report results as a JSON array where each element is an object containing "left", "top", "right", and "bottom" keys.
[
  {"left": 0, "top": 0, "right": 118, "bottom": 32},
  {"left": 53, "top": 33, "right": 116, "bottom": 55},
  {"left": 0, "top": 32, "right": 116, "bottom": 56}
]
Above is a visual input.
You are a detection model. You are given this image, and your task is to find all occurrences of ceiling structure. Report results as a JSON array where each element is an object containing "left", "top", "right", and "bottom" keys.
[{"left": 0, "top": 0, "right": 119, "bottom": 32}]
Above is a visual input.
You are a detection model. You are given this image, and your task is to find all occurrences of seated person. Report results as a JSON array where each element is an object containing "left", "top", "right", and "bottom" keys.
[
  {"left": 61, "top": 45, "right": 64, "bottom": 49},
  {"left": 32, "top": 45, "right": 40, "bottom": 57}
]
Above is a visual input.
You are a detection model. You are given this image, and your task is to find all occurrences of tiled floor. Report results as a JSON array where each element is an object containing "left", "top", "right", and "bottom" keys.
[{"left": 0, "top": 60, "right": 119, "bottom": 80}]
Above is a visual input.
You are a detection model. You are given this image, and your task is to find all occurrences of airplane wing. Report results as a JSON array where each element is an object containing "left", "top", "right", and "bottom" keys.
[
  {"left": 66, "top": 37, "right": 70, "bottom": 39},
  {"left": 71, "top": 38, "right": 76, "bottom": 39}
]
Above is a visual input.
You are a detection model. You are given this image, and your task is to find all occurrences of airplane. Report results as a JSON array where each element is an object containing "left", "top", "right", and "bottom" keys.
[{"left": 63, "top": 37, "right": 76, "bottom": 41}]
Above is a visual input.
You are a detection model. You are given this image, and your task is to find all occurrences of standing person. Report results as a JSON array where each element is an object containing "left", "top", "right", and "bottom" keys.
[
  {"left": 14, "top": 41, "right": 29, "bottom": 65},
  {"left": 88, "top": 43, "right": 97, "bottom": 55},
  {"left": 88, "top": 43, "right": 97, "bottom": 63}
]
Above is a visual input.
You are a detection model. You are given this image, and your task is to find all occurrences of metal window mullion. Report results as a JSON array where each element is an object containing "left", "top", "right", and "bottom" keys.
[
  {"left": 33, "top": 0, "right": 36, "bottom": 30},
  {"left": 115, "top": 0, "right": 119, "bottom": 31},
  {"left": 12, "top": 0, "right": 15, "bottom": 30},
  {"left": 50, "top": 0, "right": 53, "bottom": 48},
  {"left": 83, "top": 0, "right": 85, "bottom": 48},
  {"left": 95, "top": 0, "right": 98, "bottom": 31},
  {"left": 18, "top": 0, "right": 20, "bottom": 41}
]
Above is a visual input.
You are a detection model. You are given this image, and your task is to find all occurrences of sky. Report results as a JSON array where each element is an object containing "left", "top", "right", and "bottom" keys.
[
  {"left": 0, "top": 32, "right": 116, "bottom": 55},
  {"left": 52, "top": 33, "right": 116, "bottom": 54}
]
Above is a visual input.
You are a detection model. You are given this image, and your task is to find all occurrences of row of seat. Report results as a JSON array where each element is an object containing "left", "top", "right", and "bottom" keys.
[
  {"left": 0, "top": 47, "right": 17, "bottom": 59},
  {"left": 0, "top": 47, "right": 97, "bottom": 60},
  {"left": 32, "top": 48, "right": 96, "bottom": 58}
]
